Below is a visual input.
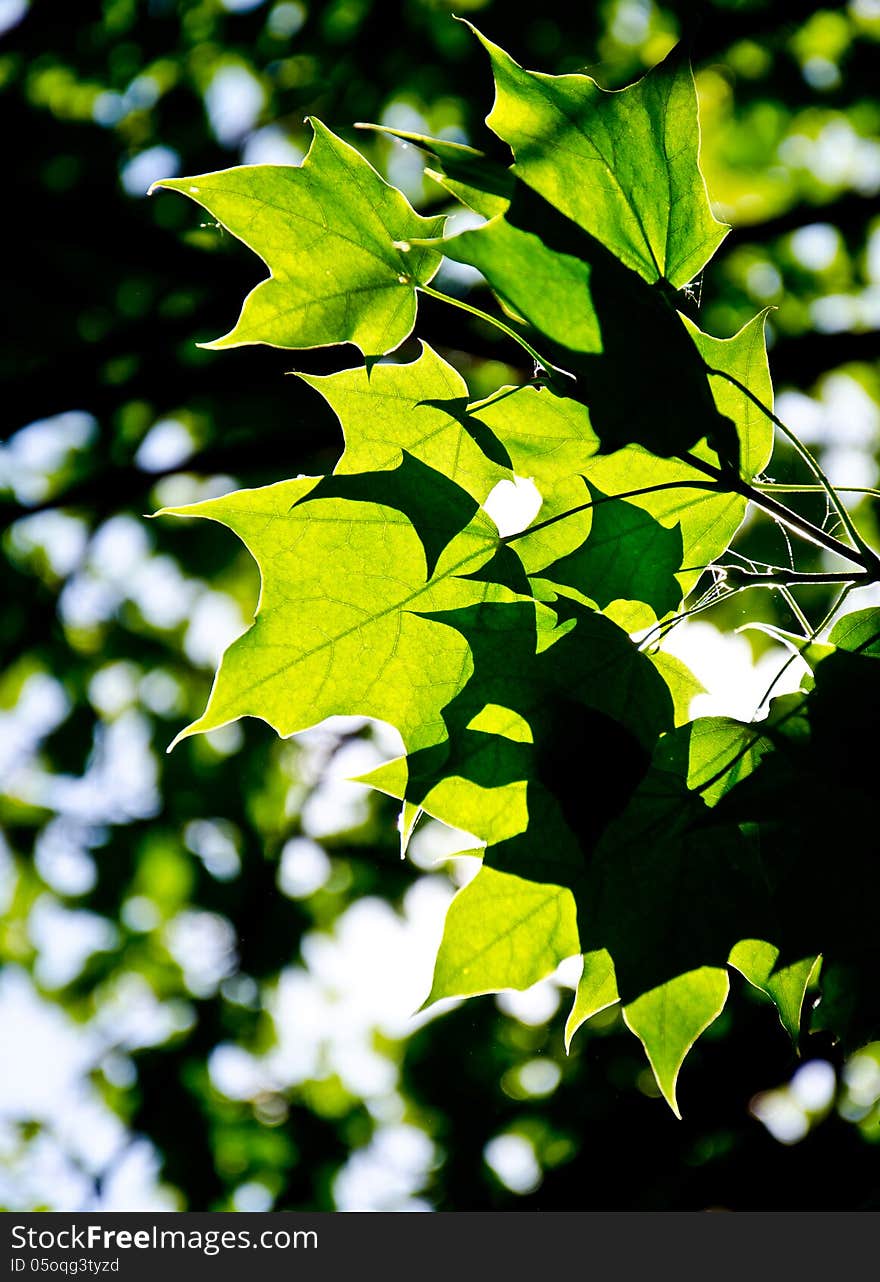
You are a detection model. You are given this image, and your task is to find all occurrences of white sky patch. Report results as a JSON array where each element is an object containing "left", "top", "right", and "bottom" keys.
[
  {"left": 293, "top": 718, "right": 405, "bottom": 841},
  {"left": 0, "top": 970, "right": 177, "bottom": 1211},
  {"left": 750, "top": 1089, "right": 810, "bottom": 1145},
  {"left": 242, "top": 125, "right": 304, "bottom": 166},
  {"left": 407, "top": 818, "right": 483, "bottom": 871},
  {"left": 135, "top": 418, "right": 196, "bottom": 472},
  {"left": 0, "top": 411, "right": 96, "bottom": 504},
  {"left": 93, "top": 974, "right": 194, "bottom": 1052},
  {"left": 789, "top": 223, "right": 840, "bottom": 272},
  {"left": 208, "top": 1044, "right": 267, "bottom": 1101},
  {"left": 497, "top": 979, "right": 562, "bottom": 1027},
  {"left": 164, "top": 911, "right": 238, "bottom": 998},
  {"left": 277, "top": 836, "right": 331, "bottom": 899},
  {"left": 233, "top": 1181, "right": 274, "bottom": 1212},
  {"left": 779, "top": 121, "right": 880, "bottom": 195},
  {"left": 0, "top": 0, "right": 28, "bottom": 37},
  {"left": 183, "top": 591, "right": 247, "bottom": 668},
  {"left": 206, "top": 66, "right": 265, "bottom": 146},
  {"left": 333, "top": 1124, "right": 435, "bottom": 1211},
  {"left": 184, "top": 818, "right": 241, "bottom": 881},
  {"left": 0, "top": 969, "right": 99, "bottom": 1117},
  {"left": 484, "top": 1133, "right": 541, "bottom": 1195},
  {"left": 29, "top": 897, "right": 118, "bottom": 990},
  {"left": 121, "top": 146, "right": 180, "bottom": 197},
  {"left": 34, "top": 820, "right": 98, "bottom": 897},
  {"left": 434, "top": 207, "right": 487, "bottom": 290},
  {"left": 8, "top": 510, "right": 89, "bottom": 579},
  {"left": 379, "top": 101, "right": 430, "bottom": 204},
  {"left": 130, "top": 556, "right": 197, "bottom": 630},
  {"left": 775, "top": 373, "right": 879, "bottom": 503},
  {"left": 0, "top": 673, "right": 69, "bottom": 785},
  {"left": 42, "top": 711, "right": 160, "bottom": 824},
  {"left": 659, "top": 619, "right": 810, "bottom": 721},
  {"left": 482, "top": 476, "right": 543, "bottom": 539},
  {"left": 89, "top": 662, "right": 140, "bottom": 719},
  {"left": 790, "top": 1060, "right": 836, "bottom": 1112}
]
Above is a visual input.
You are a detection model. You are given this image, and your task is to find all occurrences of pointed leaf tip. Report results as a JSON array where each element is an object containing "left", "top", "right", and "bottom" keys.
[
  {"left": 623, "top": 967, "right": 729, "bottom": 1116},
  {"left": 564, "top": 950, "right": 619, "bottom": 1053}
]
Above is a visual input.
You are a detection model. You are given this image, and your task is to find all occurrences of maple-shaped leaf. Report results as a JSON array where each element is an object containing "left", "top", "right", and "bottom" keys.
[
  {"left": 299, "top": 342, "right": 509, "bottom": 501},
  {"left": 158, "top": 458, "right": 525, "bottom": 755},
  {"left": 151, "top": 120, "right": 443, "bottom": 359},
  {"left": 471, "top": 29, "right": 728, "bottom": 288},
  {"left": 416, "top": 149, "right": 765, "bottom": 471}
]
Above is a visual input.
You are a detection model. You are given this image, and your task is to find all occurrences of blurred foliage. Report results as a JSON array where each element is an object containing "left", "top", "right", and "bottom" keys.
[{"left": 1, "top": 0, "right": 879, "bottom": 1211}]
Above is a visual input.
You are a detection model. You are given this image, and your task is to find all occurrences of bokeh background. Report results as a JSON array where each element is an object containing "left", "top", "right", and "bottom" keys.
[{"left": 2, "top": 0, "right": 880, "bottom": 1211}]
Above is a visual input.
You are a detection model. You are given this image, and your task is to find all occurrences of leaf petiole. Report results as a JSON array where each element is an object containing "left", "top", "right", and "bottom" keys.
[
  {"left": 417, "top": 282, "right": 565, "bottom": 388},
  {"left": 704, "top": 365, "right": 879, "bottom": 567},
  {"left": 679, "top": 451, "right": 877, "bottom": 572}
]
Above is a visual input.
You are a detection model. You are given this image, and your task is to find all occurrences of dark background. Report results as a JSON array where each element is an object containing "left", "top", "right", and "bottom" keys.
[{"left": 2, "top": 0, "right": 879, "bottom": 1210}]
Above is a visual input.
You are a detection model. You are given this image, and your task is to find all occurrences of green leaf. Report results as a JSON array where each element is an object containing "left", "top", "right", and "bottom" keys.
[
  {"left": 438, "top": 175, "right": 738, "bottom": 464},
  {"left": 828, "top": 607, "right": 880, "bottom": 657},
  {"left": 622, "top": 967, "right": 729, "bottom": 1117},
  {"left": 299, "top": 342, "right": 508, "bottom": 500},
  {"left": 151, "top": 120, "right": 443, "bottom": 359},
  {"left": 653, "top": 716, "right": 772, "bottom": 806},
  {"left": 565, "top": 950, "right": 619, "bottom": 1051},
  {"left": 532, "top": 481, "right": 685, "bottom": 624},
  {"left": 401, "top": 599, "right": 672, "bottom": 874},
  {"left": 426, "top": 865, "right": 579, "bottom": 1005},
  {"left": 150, "top": 26, "right": 880, "bottom": 1096},
  {"left": 472, "top": 30, "right": 728, "bottom": 287},
  {"left": 649, "top": 652, "right": 705, "bottom": 727},
  {"left": 439, "top": 213, "right": 600, "bottom": 351},
  {"left": 158, "top": 461, "right": 518, "bottom": 754},
  {"left": 684, "top": 308, "right": 774, "bottom": 479},
  {"left": 471, "top": 383, "right": 597, "bottom": 488},
  {"left": 357, "top": 122, "right": 514, "bottom": 218},
  {"left": 466, "top": 308, "right": 773, "bottom": 614},
  {"left": 729, "top": 940, "right": 819, "bottom": 1044},
  {"left": 584, "top": 718, "right": 774, "bottom": 1002}
]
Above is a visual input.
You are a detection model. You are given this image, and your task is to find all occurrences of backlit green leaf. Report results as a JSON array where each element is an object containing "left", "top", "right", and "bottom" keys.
[
  {"left": 565, "top": 950, "right": 619, "bottom": 1051},
  {"left": 623, "top": 967, "right": 729, "bottom": 1117},
  {"left": 299, "top": 342, "right": 508, "bottom": 500},
  {"left": 729, "top": 940, "right": 819, "bottom": 1044},
  {"left": 828, "top": 607, "right": 880, "bottom": 657},
  {"left": 151, "top": 120, "right": 443, "bottom": 358},
  {"left": 159, "top": 461, "right": 518, "bottom": 754},
  {"left": 426, "top": 865, "right": 579, "bottom": 1004},
  {"left": 473, "top": 29, "right": 728, "bottom": 287}
]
